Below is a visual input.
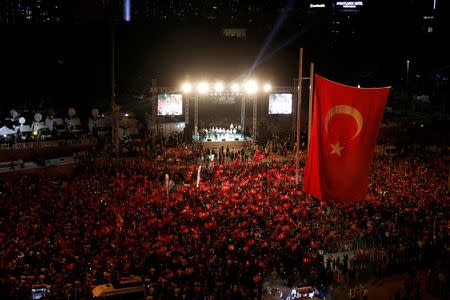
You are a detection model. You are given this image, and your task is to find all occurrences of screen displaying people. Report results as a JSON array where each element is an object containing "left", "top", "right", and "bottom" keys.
[
  {"left": 268, "top": 93, "right": 292, "bottom": 114},
  {"left": 157, "top": 94, "right": 183, "bottom": 116}
]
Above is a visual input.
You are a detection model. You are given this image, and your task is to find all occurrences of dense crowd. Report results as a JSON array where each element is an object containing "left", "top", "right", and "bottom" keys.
[{"left": 0, "top": 153, "right": 448, "bottom": 299}]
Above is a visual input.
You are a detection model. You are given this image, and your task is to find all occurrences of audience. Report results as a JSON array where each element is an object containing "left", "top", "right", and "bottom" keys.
[{"left": 0, "top": 152, "right": 448, "bottom": 299}]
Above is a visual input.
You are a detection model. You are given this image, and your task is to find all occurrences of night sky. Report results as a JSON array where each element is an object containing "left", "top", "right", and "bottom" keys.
[{"left": 0, "top": 0, "right": 449, "bottom": 112}]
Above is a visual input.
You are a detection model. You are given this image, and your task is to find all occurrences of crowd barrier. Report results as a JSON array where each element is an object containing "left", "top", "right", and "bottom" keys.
[
  {"left": 0, "top": 137, "right": 97, "bottom": 150},
  {"left": 325, "top": 235, "right": 381, "bottom": 254}
]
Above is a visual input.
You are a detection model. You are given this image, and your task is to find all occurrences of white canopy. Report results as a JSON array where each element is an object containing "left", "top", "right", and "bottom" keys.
[
  {"left": 19, "top": 125, "right": 32, "bottom": 133},
  {"left": 0, "top": 126, "right": 15, "bottom": 135}
]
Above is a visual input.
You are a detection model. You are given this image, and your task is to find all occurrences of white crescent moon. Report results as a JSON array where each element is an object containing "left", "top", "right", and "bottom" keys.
[{"left": 325, "top": 105, "right": 363, "bottom": 139}]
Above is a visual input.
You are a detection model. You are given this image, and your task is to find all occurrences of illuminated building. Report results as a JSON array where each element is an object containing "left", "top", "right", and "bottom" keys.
[{"left": 0, "top": 0, "right": 64, "bottom": 24}]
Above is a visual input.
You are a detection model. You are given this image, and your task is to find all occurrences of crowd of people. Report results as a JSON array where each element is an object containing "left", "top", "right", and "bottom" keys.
[{"left": 0, "top": 150, "right": 448, "bottom": 299}]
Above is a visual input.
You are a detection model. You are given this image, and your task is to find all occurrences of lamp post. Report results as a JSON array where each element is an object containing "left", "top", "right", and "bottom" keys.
[
  {"left": 406, "top": 60, "right": 410, "bottom": 112},
  {"left": 295, "top": 48, "right": 303, "bottom": 185},
  {"left": 252, "top": 94, "right": 257, "bottom": 140},
  {"left": 110, "top": 8, "right": 121, "bottom": 155},
  {"left": 194, "top": 94, "right": 199, "bottom": 137},
  {"left": 241, "top": 95, "right": 246, "bottom": 134},
  {"left": 406, "top": 60, "right": 410, "bottom": 86}
]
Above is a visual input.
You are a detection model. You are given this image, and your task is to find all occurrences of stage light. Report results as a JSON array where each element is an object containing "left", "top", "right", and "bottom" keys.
[
  {"left": 231, "top": 83, "right": 240, "bottom": 93},
  {"left": 263, "top": 83, "right": 272, "bottom": 92},
  {"left": 125, "top": 113, "right": 129, "bottom": 117},
  {"left": 197, "top": 82, "right": 209, "bottom": 94},
  {"left": 244, "top": 80, "right": 258, "bottom": 94},
  {"left": 214, "top": 82, "right": 224, "bottom": 93},
  {"left": 181, "top": 82, "right": 192, "bottom": 93}
]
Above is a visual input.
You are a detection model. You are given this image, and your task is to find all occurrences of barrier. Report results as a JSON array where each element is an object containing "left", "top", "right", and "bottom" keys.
[{"left": 0, "top": 137, "right": 97, "bottom": 150}]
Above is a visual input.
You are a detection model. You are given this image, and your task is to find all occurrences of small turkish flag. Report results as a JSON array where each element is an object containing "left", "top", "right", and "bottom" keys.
[{"left": 303, "top": 75, "right": 390, "bottom": 202}]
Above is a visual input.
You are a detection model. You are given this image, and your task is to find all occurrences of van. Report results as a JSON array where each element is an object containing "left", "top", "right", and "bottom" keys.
[{"left": 92, "top": 275, "right": 146, "bottom": 300}]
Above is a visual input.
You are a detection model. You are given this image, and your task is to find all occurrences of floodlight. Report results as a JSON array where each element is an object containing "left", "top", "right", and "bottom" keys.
[
  {"left": 197, "top": 82, "right": 209, "bottom": 94},
  {"left": 181, "top": 82, "right": 192, "bottom": 93},
  {"left": 214, "top": 82, "right": 224, "bottom": 93},
  {"left": 263, "top": 83, "right": 272, "bottom": 92},
  {"left": 231, "top": 83, "right": 240, "bottom": 93},
  {"left": 244, "top": 80, "right": 258, "bottom": 94},
  {"left": 125, "top": 113, "right": 129, "bottom": 117}
]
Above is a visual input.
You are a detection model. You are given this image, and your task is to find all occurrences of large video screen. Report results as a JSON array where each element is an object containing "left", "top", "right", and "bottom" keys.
[
  {"left": 269, "top": 93, "right": 293, "bottom": 115},
  {"left": 157, "top": 94, "right": 183, "bottom": 116}
]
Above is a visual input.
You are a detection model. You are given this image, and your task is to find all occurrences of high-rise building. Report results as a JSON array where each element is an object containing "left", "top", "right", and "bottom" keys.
[
  {"left": 0, "top": 0, "right": 17, "bottom": 24},
  {"left": 0, "top": 0, "right": 65, "bottom": 24}
]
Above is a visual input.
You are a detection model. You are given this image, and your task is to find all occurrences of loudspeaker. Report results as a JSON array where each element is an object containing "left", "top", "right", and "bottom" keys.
[
  {"left": 207, "top": 139, "right": 211, "bottom": 141},
  {"left": 234, "top": 138, "right": 239, "bottom": 141},
  {"left": 222, "top": 139, "right": 226, "bottom": 141}
]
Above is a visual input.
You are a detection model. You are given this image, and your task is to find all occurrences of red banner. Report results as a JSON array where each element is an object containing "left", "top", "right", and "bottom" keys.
[{"left": 303, "top": 75, "right": 390, "bottom": 202}]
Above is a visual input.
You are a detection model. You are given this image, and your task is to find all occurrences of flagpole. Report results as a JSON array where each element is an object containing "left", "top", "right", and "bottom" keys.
[
  {"left": 307, "top": 63, "right": 315, "bottom": 151},
  {"left": 295, "top": 48, "right": 303, "bottom": 185}
]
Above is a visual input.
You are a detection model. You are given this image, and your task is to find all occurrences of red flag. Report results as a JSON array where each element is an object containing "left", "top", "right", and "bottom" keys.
[{"left": 303, "top": 75, "right": 390, "bottom": 202}]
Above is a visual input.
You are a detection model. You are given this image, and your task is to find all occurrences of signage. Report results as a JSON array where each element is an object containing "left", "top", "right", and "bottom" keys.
[{"left": 335, "top": 1, "right": 363, "bottom": 9}]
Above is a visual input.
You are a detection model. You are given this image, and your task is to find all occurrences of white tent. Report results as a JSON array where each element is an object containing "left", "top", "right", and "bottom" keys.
[
  {"left": 19, "top": 125, "right": 32, "bottom": 133},
  {"left": 0, "top": 126, "right": 15, "bottom": 135}
]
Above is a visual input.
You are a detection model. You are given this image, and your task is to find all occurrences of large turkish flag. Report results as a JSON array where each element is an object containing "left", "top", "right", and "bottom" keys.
[{"left": 303, "top": 75, "right": 390, "bottom": 202}]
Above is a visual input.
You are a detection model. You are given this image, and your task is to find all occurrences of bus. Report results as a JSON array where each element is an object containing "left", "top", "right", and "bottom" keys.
[{"left": 92, "top": 275, "right": 146, "bottom": 300}]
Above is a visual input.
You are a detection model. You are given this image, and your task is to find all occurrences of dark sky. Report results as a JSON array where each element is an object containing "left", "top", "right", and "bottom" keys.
[{"left": 0, "top": 0, "right": 449, "bottom": 112}]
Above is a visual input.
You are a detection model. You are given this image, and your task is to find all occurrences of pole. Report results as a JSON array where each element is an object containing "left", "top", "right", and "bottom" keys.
[
  {"left": 307, "top": 63, "right": 315, "bottom": 150},
  {"left": 292, "top": 78, "right": 298, "bottom": 137},
  {"left": 194, "top": 94, "right": 199, "bottom": 138},
  {"left": 252, "top": 95, "right": 257, "bottom": 140},
  {"left": 241, "top": 95, "right": 246, "bottom": 134},
  {"left": 111, "top": 7, "right": 120, "bottom": 156},
  {"left": 406, "top": 60, "right": 410, "bottom": 112},
  {"left": 150, "top": 79, "right": 157, "bottom": 146},
  {"left": 295, "top": 48, "right": 303, "bottom": 185},
  {"left": 185, "top": 75, "right": 190, "bottom": 125}
]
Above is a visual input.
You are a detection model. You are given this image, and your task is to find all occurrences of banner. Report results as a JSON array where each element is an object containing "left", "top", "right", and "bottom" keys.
[{"left": 303, "top": 75, "right": 390, "bottom": 202}]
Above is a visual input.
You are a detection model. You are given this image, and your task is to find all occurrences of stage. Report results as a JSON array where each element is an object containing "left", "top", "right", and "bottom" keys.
[{"left": 194, "top": 133, "right": 253, "bottom": 150}]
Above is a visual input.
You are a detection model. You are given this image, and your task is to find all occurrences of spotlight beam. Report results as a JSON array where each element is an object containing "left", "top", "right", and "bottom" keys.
[{"left": 247, "top": 0, "right": 296, "bottom": 76}]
